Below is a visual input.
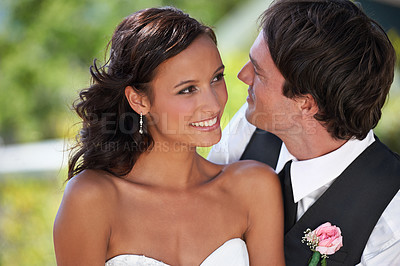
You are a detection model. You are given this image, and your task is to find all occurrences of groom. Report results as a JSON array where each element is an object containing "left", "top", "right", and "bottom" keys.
[{"left": 208, "top": 0, "right": 400, "bottom": 265}]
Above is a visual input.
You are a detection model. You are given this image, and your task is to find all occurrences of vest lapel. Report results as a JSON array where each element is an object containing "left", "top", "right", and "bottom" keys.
[
  {"left": 239, "top": 131, "right": 400, "bottom": 265},
  {"left": 240, "top": 128, "right": 282, "bottom": 169},
  {"left": 284, "top": 139, "right": 400, "bottom": 265}
]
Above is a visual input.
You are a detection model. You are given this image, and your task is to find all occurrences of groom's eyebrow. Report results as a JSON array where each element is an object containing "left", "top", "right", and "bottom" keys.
[{"left": 249, "top": 54, "right": 263, "bottom": 74}]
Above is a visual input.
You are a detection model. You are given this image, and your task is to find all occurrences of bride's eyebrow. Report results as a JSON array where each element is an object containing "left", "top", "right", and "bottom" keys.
[
  {"left": 213, "top": 65, "right": 225, "bottom": 74},
  {"left": 173, "top": 64, "right": 225, "bottom": 88},
  {"left": 174, "top": 79, "right": 196, "bottom": 88}
]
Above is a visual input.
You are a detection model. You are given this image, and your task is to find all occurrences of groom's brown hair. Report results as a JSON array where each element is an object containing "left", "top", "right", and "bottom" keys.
[{"left": 261, "top": 0, "right": 396, "bottom": 140}]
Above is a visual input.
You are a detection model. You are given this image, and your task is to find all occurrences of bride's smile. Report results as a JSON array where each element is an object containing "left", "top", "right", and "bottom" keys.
[
  {"left": 143, "top": 34, "right": 227, "bottom": 147},
  {"left": 190, "top": 115, "right": 219, "bottom": 129}
]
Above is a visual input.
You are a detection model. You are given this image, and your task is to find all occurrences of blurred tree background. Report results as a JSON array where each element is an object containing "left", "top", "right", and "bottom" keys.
[
  {"left": 0, "top": 0, "right": 399, "bottom": 265},
  {"left": 0, "top": 0, "right": 243, "bottom": 145}
]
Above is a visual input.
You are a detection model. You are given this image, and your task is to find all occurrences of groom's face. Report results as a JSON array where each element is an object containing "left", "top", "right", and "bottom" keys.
[{"left": 238, "top": 32, "right": 299, "bottom": 136}]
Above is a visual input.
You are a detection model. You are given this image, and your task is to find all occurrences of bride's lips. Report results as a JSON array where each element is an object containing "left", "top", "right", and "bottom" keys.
[{"left": 189, "top": 115, "right": 220, "bottom": 131}]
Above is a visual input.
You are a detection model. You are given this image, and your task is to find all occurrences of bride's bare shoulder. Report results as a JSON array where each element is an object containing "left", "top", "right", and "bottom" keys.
[
  {"left": 54, "top": 172, "right": 120, "bottom": 262},
  {"left": 223, "top": 160, "right": 277, "bottom": 180},
  {"left": 61, "top": 170, "right": 119, "bottom": 211},
  {"left": 220, "top": 160, "right": 280, "bottom": 196}
]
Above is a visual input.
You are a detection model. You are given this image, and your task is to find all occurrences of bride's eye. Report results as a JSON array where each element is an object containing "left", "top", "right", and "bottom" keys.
[
  {"left": 178, "top": 85, "right": 197, "bottom": 95},
  {"left": 211, "top": 72, "right": 225, "bottom": 83}
]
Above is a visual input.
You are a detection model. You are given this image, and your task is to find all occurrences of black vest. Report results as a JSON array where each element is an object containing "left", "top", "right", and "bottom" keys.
[{"left": 241, "top": 129, "right": 400, "bottom": 265}]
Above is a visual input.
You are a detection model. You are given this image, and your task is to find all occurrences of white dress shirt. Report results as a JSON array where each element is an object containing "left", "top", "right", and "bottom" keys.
[{"left": 208, "top": 103, "right": 400, "bottom": 265}]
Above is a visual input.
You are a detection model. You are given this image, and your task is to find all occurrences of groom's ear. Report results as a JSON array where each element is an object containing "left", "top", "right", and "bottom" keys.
[
  {"left": 298, "top": 94, "right": 319, "bottom": 118},
  {"left": 124, "top": 86, "right": 150, "bottom": 115}
]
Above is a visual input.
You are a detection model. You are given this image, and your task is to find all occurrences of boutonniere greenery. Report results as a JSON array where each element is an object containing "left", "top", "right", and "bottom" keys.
[{"left": 302, "top": 222, "right": 343, "bottom": 266}]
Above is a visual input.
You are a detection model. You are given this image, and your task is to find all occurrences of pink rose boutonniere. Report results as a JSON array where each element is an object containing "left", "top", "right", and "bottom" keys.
[{"left": 302, "top": 222, "right": 343, "bottom": 266}]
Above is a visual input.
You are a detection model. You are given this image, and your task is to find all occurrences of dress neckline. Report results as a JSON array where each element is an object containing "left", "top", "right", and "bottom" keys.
[{"left": 106, "top": 238, "right": 246, "bottom": 265}]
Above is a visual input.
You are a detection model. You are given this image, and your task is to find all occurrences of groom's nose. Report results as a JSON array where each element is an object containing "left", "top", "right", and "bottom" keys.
[{"left": 237, "top": 60, "right": 254, "bottom": 86}]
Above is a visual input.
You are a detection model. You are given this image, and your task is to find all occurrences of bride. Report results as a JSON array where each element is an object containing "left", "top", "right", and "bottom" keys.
[{"left": 53, "top": 7, "right": 284, "bottom": 266}]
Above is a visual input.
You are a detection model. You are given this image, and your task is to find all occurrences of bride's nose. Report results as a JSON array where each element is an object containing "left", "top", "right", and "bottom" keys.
[{"left": 200, "top": 86, "right": 223, "bottom": 114}]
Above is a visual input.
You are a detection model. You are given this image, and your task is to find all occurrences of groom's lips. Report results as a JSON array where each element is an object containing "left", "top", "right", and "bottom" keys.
[{"left": 247, "top": 88, "right": 254, "bottom": 103}]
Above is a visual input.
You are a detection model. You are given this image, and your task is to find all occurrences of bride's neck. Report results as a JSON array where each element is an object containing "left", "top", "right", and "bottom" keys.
[{"left": 127, "top": 142, "right": 205, "bottom": 190}]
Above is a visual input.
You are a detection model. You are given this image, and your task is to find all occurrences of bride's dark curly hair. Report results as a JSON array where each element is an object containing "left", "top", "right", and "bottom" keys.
[{"left": 68, "top": 7, "right": 217, "bottom": 179}]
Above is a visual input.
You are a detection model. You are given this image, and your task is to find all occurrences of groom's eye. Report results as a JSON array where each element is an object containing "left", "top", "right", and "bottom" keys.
[{"left": 253, "top": 67, "right": 261, "bottom": 76}]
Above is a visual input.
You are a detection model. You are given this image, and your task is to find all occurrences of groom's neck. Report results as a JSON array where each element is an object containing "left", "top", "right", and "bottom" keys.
[{"left": 280, "top": 126, "right": 347, "bottom": 161}]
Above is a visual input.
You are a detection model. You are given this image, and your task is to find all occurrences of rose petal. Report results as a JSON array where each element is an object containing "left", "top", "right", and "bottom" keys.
[
  {"left": 307, "top": 223, "right": 343, "bottom": 255},
  {"left": 319, "top": 238, "right": 334, "bottom": 247},
  {"left": 316, "top": 245, "right": 337, "bottom": 255},
  {"left": 315, "top": 222, "right": 332, "bottom": 232},
  {"left": 332, "top": 236, "right": 343, "bottom": 249}
]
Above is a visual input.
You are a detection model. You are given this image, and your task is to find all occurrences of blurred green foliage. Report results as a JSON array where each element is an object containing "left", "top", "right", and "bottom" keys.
[
  {"left": 0, "top": 174, "right": 63, "bottom": 265},
  {"left": 0, "top": 0, "right": 241, "bottom": 144},
  {"left": 375, "top": 30, "right": 400, "bottom": 153},
  {"left": 0, "top": 0, "right": 400, "bottom": 265}
]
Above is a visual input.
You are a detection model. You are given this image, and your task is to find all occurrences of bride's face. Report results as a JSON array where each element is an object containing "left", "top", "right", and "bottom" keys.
[{"left": 147, "top": 34, "right": 227, "bottom": 148}]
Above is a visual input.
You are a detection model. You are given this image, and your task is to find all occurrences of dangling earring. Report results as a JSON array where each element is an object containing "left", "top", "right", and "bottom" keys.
[{"left": 139, "top": 112, "right": 144, "bottom": 134}]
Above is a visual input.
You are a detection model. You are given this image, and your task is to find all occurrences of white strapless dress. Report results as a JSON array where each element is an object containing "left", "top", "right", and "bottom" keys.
[{"left": 105, "top": 238, "right": 249, "bottom": 266}]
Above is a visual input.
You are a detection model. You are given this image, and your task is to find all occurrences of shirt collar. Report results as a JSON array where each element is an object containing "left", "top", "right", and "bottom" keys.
[{"left": 277, "top": 130, "right": 375, "bottom": 203}]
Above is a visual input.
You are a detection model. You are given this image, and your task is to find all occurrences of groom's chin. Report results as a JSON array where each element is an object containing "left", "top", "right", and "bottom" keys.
[
  {"left": 245, "top": 108, "right": 273, "bottom": 133},
  {"left": 245, "top": 108, "right": 259, "bottom": 128}
]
